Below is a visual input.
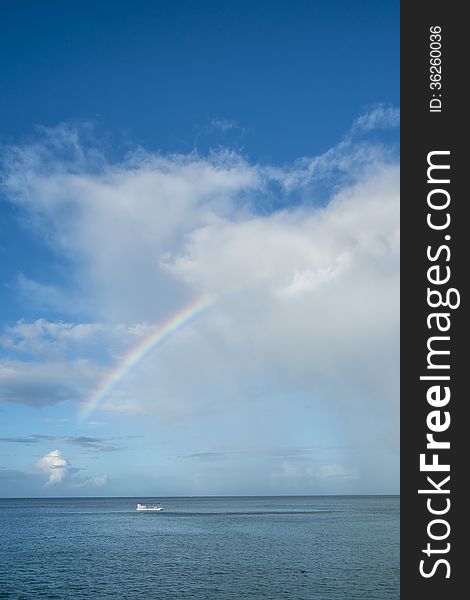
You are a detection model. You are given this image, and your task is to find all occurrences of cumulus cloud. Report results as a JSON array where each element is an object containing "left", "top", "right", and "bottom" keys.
[
  {"left": 0, "top": 113, "right": 399, "bottom": 463},
  {"left": 35, "top": 448, "right": 108, "bottom": 488},
  {"left": 37, "top": 449, "right": 71, "bottom": 484}
]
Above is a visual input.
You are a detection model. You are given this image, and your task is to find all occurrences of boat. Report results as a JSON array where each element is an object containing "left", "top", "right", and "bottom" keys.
[{"left": 136, "top": 502, "right": 164, "bottom": 512}]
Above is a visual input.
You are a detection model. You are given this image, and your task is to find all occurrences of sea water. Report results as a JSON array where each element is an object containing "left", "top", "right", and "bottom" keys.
[{"left": 0, "top": 496, "right": 399, "bottom": 599}]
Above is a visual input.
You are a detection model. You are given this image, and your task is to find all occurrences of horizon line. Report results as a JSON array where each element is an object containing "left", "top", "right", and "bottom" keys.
[{"left": 0, "top": 493, "right": 400, "bottom": 499}]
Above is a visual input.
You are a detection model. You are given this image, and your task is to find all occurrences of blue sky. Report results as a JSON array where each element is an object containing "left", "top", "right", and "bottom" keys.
[{"left": 0, "top": 1, "right": 399, "bottom": 497}]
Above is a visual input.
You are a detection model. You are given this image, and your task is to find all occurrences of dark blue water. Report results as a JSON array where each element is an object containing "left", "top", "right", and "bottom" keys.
[{"left": 0, "top": 496, "right": 399, "bottom": 599}]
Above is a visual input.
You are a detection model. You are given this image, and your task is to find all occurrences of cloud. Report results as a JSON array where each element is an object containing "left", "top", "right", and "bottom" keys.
[
  {"left": 36, "top": 435, "right": 125, "bottom": 452},
  {"left": 0, "top": 435, "right": 125, "bottom": 453},
  {"left": 0, "top": 436, "right": 37, "bottom": 445},
  {"left": 0, "top": 318, "right": 105, "bottom": 358},
  {"left": 37, "top": 449, "right": 71, "bottom": 484},
  {"left": 158, "top": 164, "right": 399, "bottom": 422},
  {"left": 0, "top": 114, "right": 399, "bottom": 469},
  {"left": 0, "top": 320, "right": 152, "bottom": 408},
  {"left": 207, "top": 118, "right": 239, "bottom": 133},
  {"left": 0, "top": 464, "right": 110, "bottom": 496},
  {"left": 0, "top": 359, "right": 100, "bottom": 407},
  {"left": 2, "top": 126, "right": 261, "bottom": 324},
  {"left": 35, "top": 448, "right": 108, "bottom": 488},
  {"left": 351, "top": 104, "right": 400, "bottom": 133}
]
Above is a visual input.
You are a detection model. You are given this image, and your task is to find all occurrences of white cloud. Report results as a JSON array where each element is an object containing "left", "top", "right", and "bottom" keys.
[
  {"left": 1, "top": 117, "right": 399, "bottom": 461},
  {"left": 0, "top": 318, "right": 104, "bottom": 357},
  {"left": 3, "top": 137, "right": 263, "bottom": 322},
  {"left": 37, "top": 449, "right": 70, "bottom": 485},
  {"left": 0, "top": 318, "right": 151, "bottom": 360},
  {"left": 351, "top": 104, "right": 400, "bottom": 133}
]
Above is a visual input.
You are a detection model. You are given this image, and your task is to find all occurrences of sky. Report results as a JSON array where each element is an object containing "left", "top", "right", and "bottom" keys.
[{"left": 0, "top": 0, "right": 399, "bottom": 497}]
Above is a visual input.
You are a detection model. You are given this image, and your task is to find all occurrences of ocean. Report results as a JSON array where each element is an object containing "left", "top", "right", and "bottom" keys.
[{"left": 0, "top": 496, "right": 399, "bottom": 599}]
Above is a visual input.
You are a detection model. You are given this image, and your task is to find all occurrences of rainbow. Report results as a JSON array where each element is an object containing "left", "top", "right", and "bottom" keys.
[{"left": 79, "top": 295, "right": 213, "bottom": 422}]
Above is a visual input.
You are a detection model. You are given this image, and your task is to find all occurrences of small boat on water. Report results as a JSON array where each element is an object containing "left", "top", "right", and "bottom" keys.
[{"left": 136, "top": 502, "right": 164, "bottom": 512}]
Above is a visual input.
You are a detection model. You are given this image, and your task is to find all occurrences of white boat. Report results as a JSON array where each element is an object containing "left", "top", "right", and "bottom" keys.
[{"left": 136, "top": 502, "right": 164, "bottom": 512}]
